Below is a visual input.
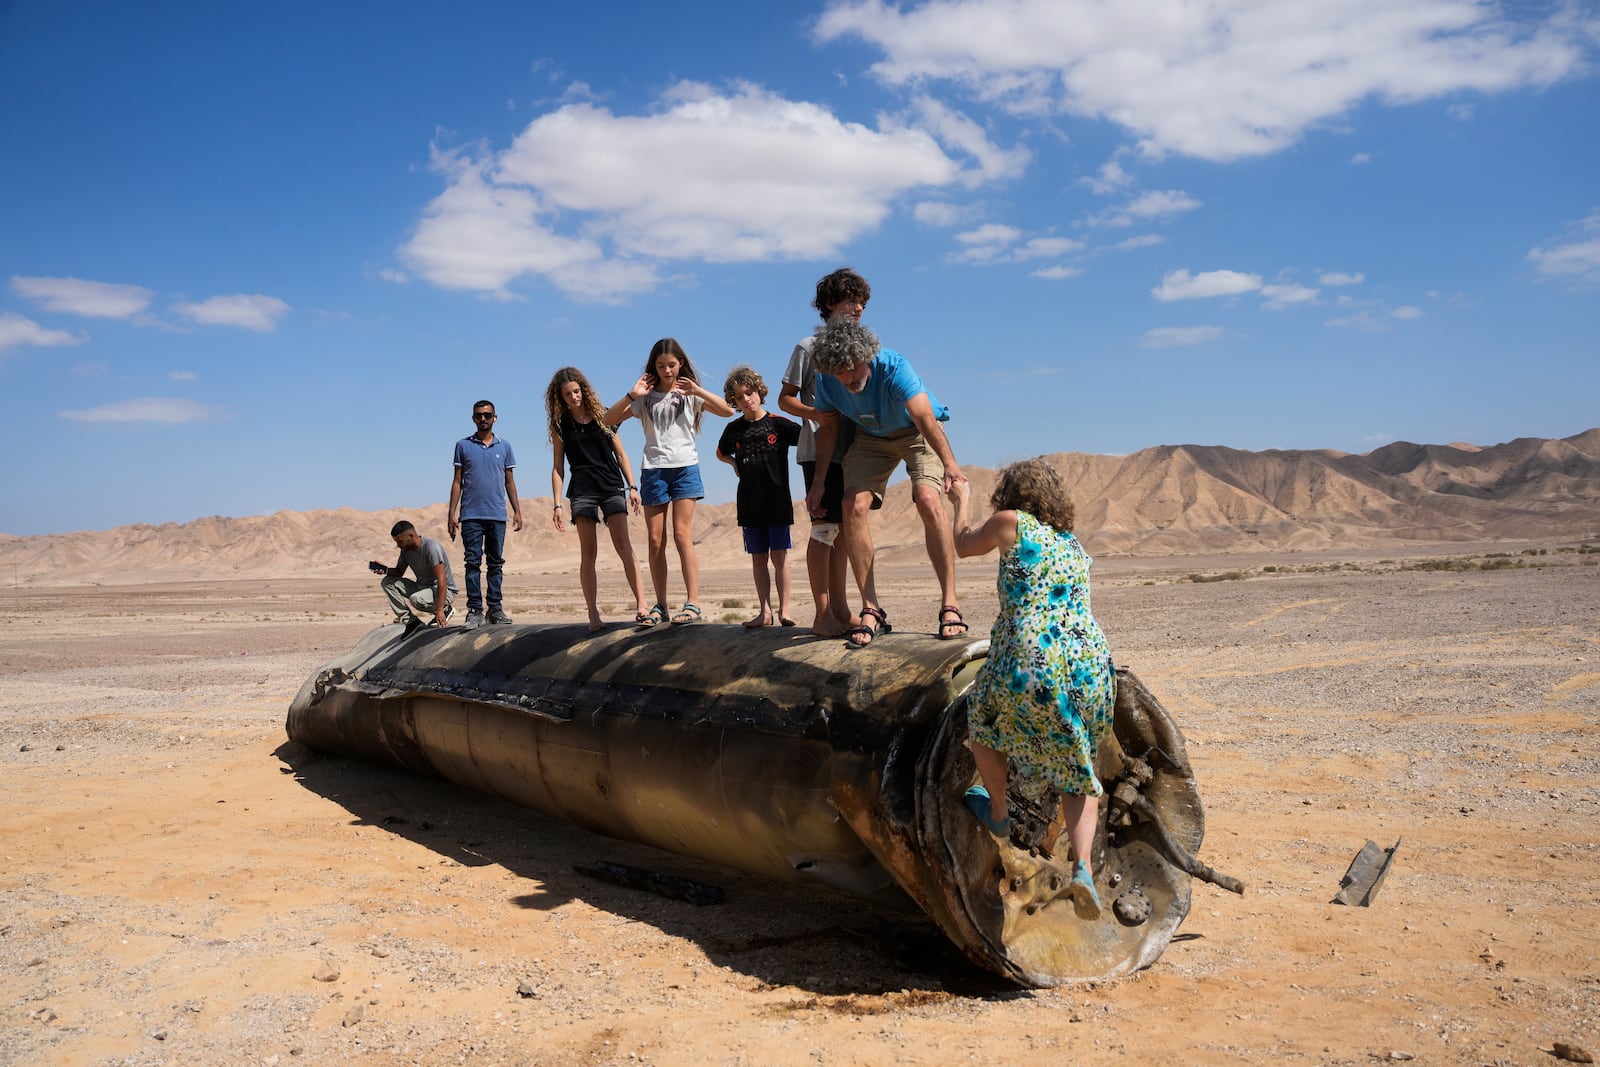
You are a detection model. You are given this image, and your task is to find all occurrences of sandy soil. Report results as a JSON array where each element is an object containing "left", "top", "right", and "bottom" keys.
[{"left": 2, "top": 547, "right": 1597, "bottom": 1066}]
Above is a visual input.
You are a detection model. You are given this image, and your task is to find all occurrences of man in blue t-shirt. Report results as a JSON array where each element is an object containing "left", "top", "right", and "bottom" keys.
[
  {"left": 448, "top": 399, "right": 523, "bottom": 629},
  {"left": 806, "top": 319, "right": 969, "bottom": 648}
]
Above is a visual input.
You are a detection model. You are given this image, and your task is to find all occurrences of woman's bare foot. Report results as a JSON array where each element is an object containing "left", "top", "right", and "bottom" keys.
[
  {"left": 743, "top": 611, "right": 774, "bottom": 629},
  {"left": 808, "top": 613, "right": 850, "bottom": 637},
  {"left": 587, "top": 613, "right": 605, "bottom": 633}
]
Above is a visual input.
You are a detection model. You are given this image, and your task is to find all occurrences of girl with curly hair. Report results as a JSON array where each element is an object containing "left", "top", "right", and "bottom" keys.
[
  {"left": 948, "top": 457, "right": 1115, "bottom": 919},
  {"left": 546, "top": 367, "right": 648, "bottom": 632}
]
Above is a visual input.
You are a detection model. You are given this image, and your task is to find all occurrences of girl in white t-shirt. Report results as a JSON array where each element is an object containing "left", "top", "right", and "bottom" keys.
[{"left": 605, "top": 338, "right": 733, "bottom": 626}]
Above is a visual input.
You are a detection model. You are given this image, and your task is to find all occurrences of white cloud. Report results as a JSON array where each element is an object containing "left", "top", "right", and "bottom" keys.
[
  {"left": 1142, "top": 325, "right": 1224, "bottom": 348},
  {"left": 0, "top": 312, "right": 82, "bottom": 353},
  {"left": 816, "top": 0, "right": 1593, "bottom": 161},
  {"left": 69, "top": 361, "right": 110, "bottom": 377},
  {"left": 955, "top": 223, "right": 1023, "bottom": 246},
  {"left": 1319, "top": 271, "right": 1365, "bottom": 286},
  {"left": 1528, "top": 211, "right": 1600, "bottom": 283},
  {"left": 1082, "top": 157, "right": 1133, "bottom": 195},
  {"left": 58, "top": 398, "right": 224, "bottom": 424},
  {"left": 378, "top": 267, "right": 409, "bottom": 284},
  {"left": 913, "top": 200, "right": 976, "bottom": 226},
  {"left": 1029, "top": 264, "right": 1084, "bottom": 280},
  {"left": 1152, "top": 268, "right": 1262, "bottom": 301},
  {"left": 1261, "top": 282, "right": 1320, "bottom": 309},
  {"left": 12, "top": 276, "right": 154, "bottom": 319},
  {"left": 169, "top": 370, "right": 198, "bottom": 381},
  {"left": 1110, "top": 234, "right": 1164, "bottom": 251},
  {"left": 1019, "top": 236, "right": 1082, "bottom": 259},
  {"left": 1326, "top": 311, "right": 1387, "bottom": 330},
  {"left": 951, "top": 223, "right": 1020, "bottom": 262},
  {"left": 1447, "top": 102, "right": 1475, "bottom": 121},
  {"left": 1350, "top": 152, "right": 1374, "bottom": 165},
  {"left": 912, "top": 94, "right": 1032, "bottom": 185},
  {"left": 1391, "top": 305, "right": 1424, "bottom": 319},
  {"left": 403, "top": 146, "right": 651, "bottom": 300},
  {"left": 1125, "top": 189, "right": 1201, "bottom": 219},
  {"left": 1090, "top": 188, "right": 1200, "bottom": 227},
  {"left": 174, "top": 294, "right": 290, "bottom": 332},
  {"left": 952, "top": 223, "right": 1081, "bottom": 264},
  {"left": 401, "top": 82, "right": 1020, "bottom": 299}
]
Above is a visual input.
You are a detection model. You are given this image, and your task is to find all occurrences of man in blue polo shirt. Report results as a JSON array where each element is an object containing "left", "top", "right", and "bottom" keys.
[
  {"left": 805, "top": 319, "right": 969, "bottom": 649},
  {"left": 448, "top": 399, "right": 524, "bottom": 629}
]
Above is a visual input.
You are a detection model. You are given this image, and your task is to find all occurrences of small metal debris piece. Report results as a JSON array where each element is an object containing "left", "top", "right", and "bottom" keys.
[
  {"left": 1332, "top": 838, "right": 1401, "bottom": 906},
  {"left": 1554, "top": 1042, "right": 1595, "bottom": 1064},
  {"left": 573, "top": 860, "right": 726, "bottom": 906}
]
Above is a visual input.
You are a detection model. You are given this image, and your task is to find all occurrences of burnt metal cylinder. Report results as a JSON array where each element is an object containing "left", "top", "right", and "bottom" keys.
[{"left": 285, "top": 620, "right": 1213, "bottom": 984}]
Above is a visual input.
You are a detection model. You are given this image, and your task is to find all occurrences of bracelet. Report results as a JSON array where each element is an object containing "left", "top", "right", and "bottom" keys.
[
  {"left": 553, "top": 504, "right": 562, "bottom": 510},
  {"left": 626, "top": 485, "right": 637, "bottom": 492}
]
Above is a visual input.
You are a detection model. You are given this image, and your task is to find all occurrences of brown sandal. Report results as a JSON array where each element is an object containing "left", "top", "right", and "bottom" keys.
[
  {"left": 846, "top": 605, "right": 891, "bottom": 649},
  {"left": 937, "top": 605, "right": 969, "bottom": 640}
]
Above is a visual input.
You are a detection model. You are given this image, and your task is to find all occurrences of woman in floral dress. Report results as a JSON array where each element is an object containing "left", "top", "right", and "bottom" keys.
[{"left": 949, "top": 458, "right": 1115, "bottom": 918}]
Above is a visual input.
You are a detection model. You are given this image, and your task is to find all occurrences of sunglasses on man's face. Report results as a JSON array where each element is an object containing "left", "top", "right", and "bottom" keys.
[{"left": 474, "top": 412, "right": 496, "bottom": 420}]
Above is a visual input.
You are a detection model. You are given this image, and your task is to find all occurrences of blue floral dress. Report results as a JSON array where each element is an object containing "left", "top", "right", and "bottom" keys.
[{"left": 968, "top": 511, "right": 1115, "bottom": 797}]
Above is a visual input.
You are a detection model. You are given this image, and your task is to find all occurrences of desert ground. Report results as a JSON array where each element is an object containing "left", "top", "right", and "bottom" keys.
[{"left": 3, "top": 545, "right": 1597, "bottom": 1066}]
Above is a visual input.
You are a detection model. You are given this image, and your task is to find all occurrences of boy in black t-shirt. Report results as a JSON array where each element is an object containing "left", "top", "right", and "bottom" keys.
[{"left": 716, "top": 365, "right": 802, "bottom": 628}]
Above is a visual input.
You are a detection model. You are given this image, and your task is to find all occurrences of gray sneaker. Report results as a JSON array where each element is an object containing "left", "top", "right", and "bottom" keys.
[
  {"left": 487, "top": 607, "right": 513, "bottom": 625},
  {"left": 462, "top": 609, "right": 484, "bottom": 630}
]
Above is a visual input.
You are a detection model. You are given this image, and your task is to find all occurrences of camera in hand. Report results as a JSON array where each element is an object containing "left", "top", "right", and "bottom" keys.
[{"left": 368, "top": 560, "right": 387, "bottom": 574}]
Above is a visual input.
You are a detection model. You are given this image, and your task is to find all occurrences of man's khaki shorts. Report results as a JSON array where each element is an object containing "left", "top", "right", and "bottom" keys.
[{"left": 841, "top": 426, "right": 946, "bottom": 509}]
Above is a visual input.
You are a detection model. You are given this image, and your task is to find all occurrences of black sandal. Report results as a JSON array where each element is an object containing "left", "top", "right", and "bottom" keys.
[
  {"left": 846, "top": 605, "right": 891, "bottom": 649},
  {"left": 937, "top": 605, "right": 969, "bottom": 640}
]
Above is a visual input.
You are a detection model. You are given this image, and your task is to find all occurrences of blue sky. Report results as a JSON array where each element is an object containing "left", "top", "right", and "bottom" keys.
[{"left": 2, "top": 1, "right": 1597, "bottom": 537}]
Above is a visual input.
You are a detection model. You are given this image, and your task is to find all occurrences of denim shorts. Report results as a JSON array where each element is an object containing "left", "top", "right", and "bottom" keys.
[
  {"left": 741, "top": 525, "right": 793, "bottom": 554},
  {"left": 639, "top": 464, "right": 704, "bottom": 507}
]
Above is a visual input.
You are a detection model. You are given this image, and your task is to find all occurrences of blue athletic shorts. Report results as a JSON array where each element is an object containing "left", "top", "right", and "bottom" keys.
[
  {"left": 639, "top": 464, "right": 704, "bottom": 507},
  {"left": 741, "top": 525, "right": 794, "bottom": 554}
]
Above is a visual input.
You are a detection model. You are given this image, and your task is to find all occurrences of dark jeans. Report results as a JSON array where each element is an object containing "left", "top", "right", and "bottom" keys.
[{"left": 459, "top": 519, "right": 506, "bottom": 611}]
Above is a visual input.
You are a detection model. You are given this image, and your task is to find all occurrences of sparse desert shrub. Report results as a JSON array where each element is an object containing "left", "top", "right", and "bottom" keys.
[
  {"left": 1188, "top": 571, "right": 1246, "bottom": 583},
  {"left": 1404, "top": 558, "right": 1475, "bottom": 572},
  {"left": 720, "top": 598, "right": 744, "bottom": 608}
]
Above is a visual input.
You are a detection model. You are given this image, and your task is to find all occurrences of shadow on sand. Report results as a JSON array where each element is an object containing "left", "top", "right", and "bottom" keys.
[{"left": 273, "top": 739, "right": 1016, "bottom": 1000}]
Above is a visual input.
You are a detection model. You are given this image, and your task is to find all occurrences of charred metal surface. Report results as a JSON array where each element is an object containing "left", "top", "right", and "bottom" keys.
[{"left": 286, "top": 620, "right": 1235, "bottom": 984}]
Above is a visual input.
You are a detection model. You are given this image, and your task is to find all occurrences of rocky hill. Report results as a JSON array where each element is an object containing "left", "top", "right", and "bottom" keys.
[{"left": 3, "top": 429, "right": 1596, "bottom": 585}]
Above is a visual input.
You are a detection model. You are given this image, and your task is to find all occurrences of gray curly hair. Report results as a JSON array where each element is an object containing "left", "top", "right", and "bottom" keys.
[{"left": 811, "top": 319, "right": 880, "bottom": 375}]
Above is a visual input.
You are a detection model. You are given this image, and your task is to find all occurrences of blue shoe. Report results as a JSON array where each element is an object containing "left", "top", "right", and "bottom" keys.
[
  {"left": 1069, "top": 860, "right": 1101, "bottom": 920},
  {"left": 963, "top": 785, "right": 1011, "bottom": 836}
]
